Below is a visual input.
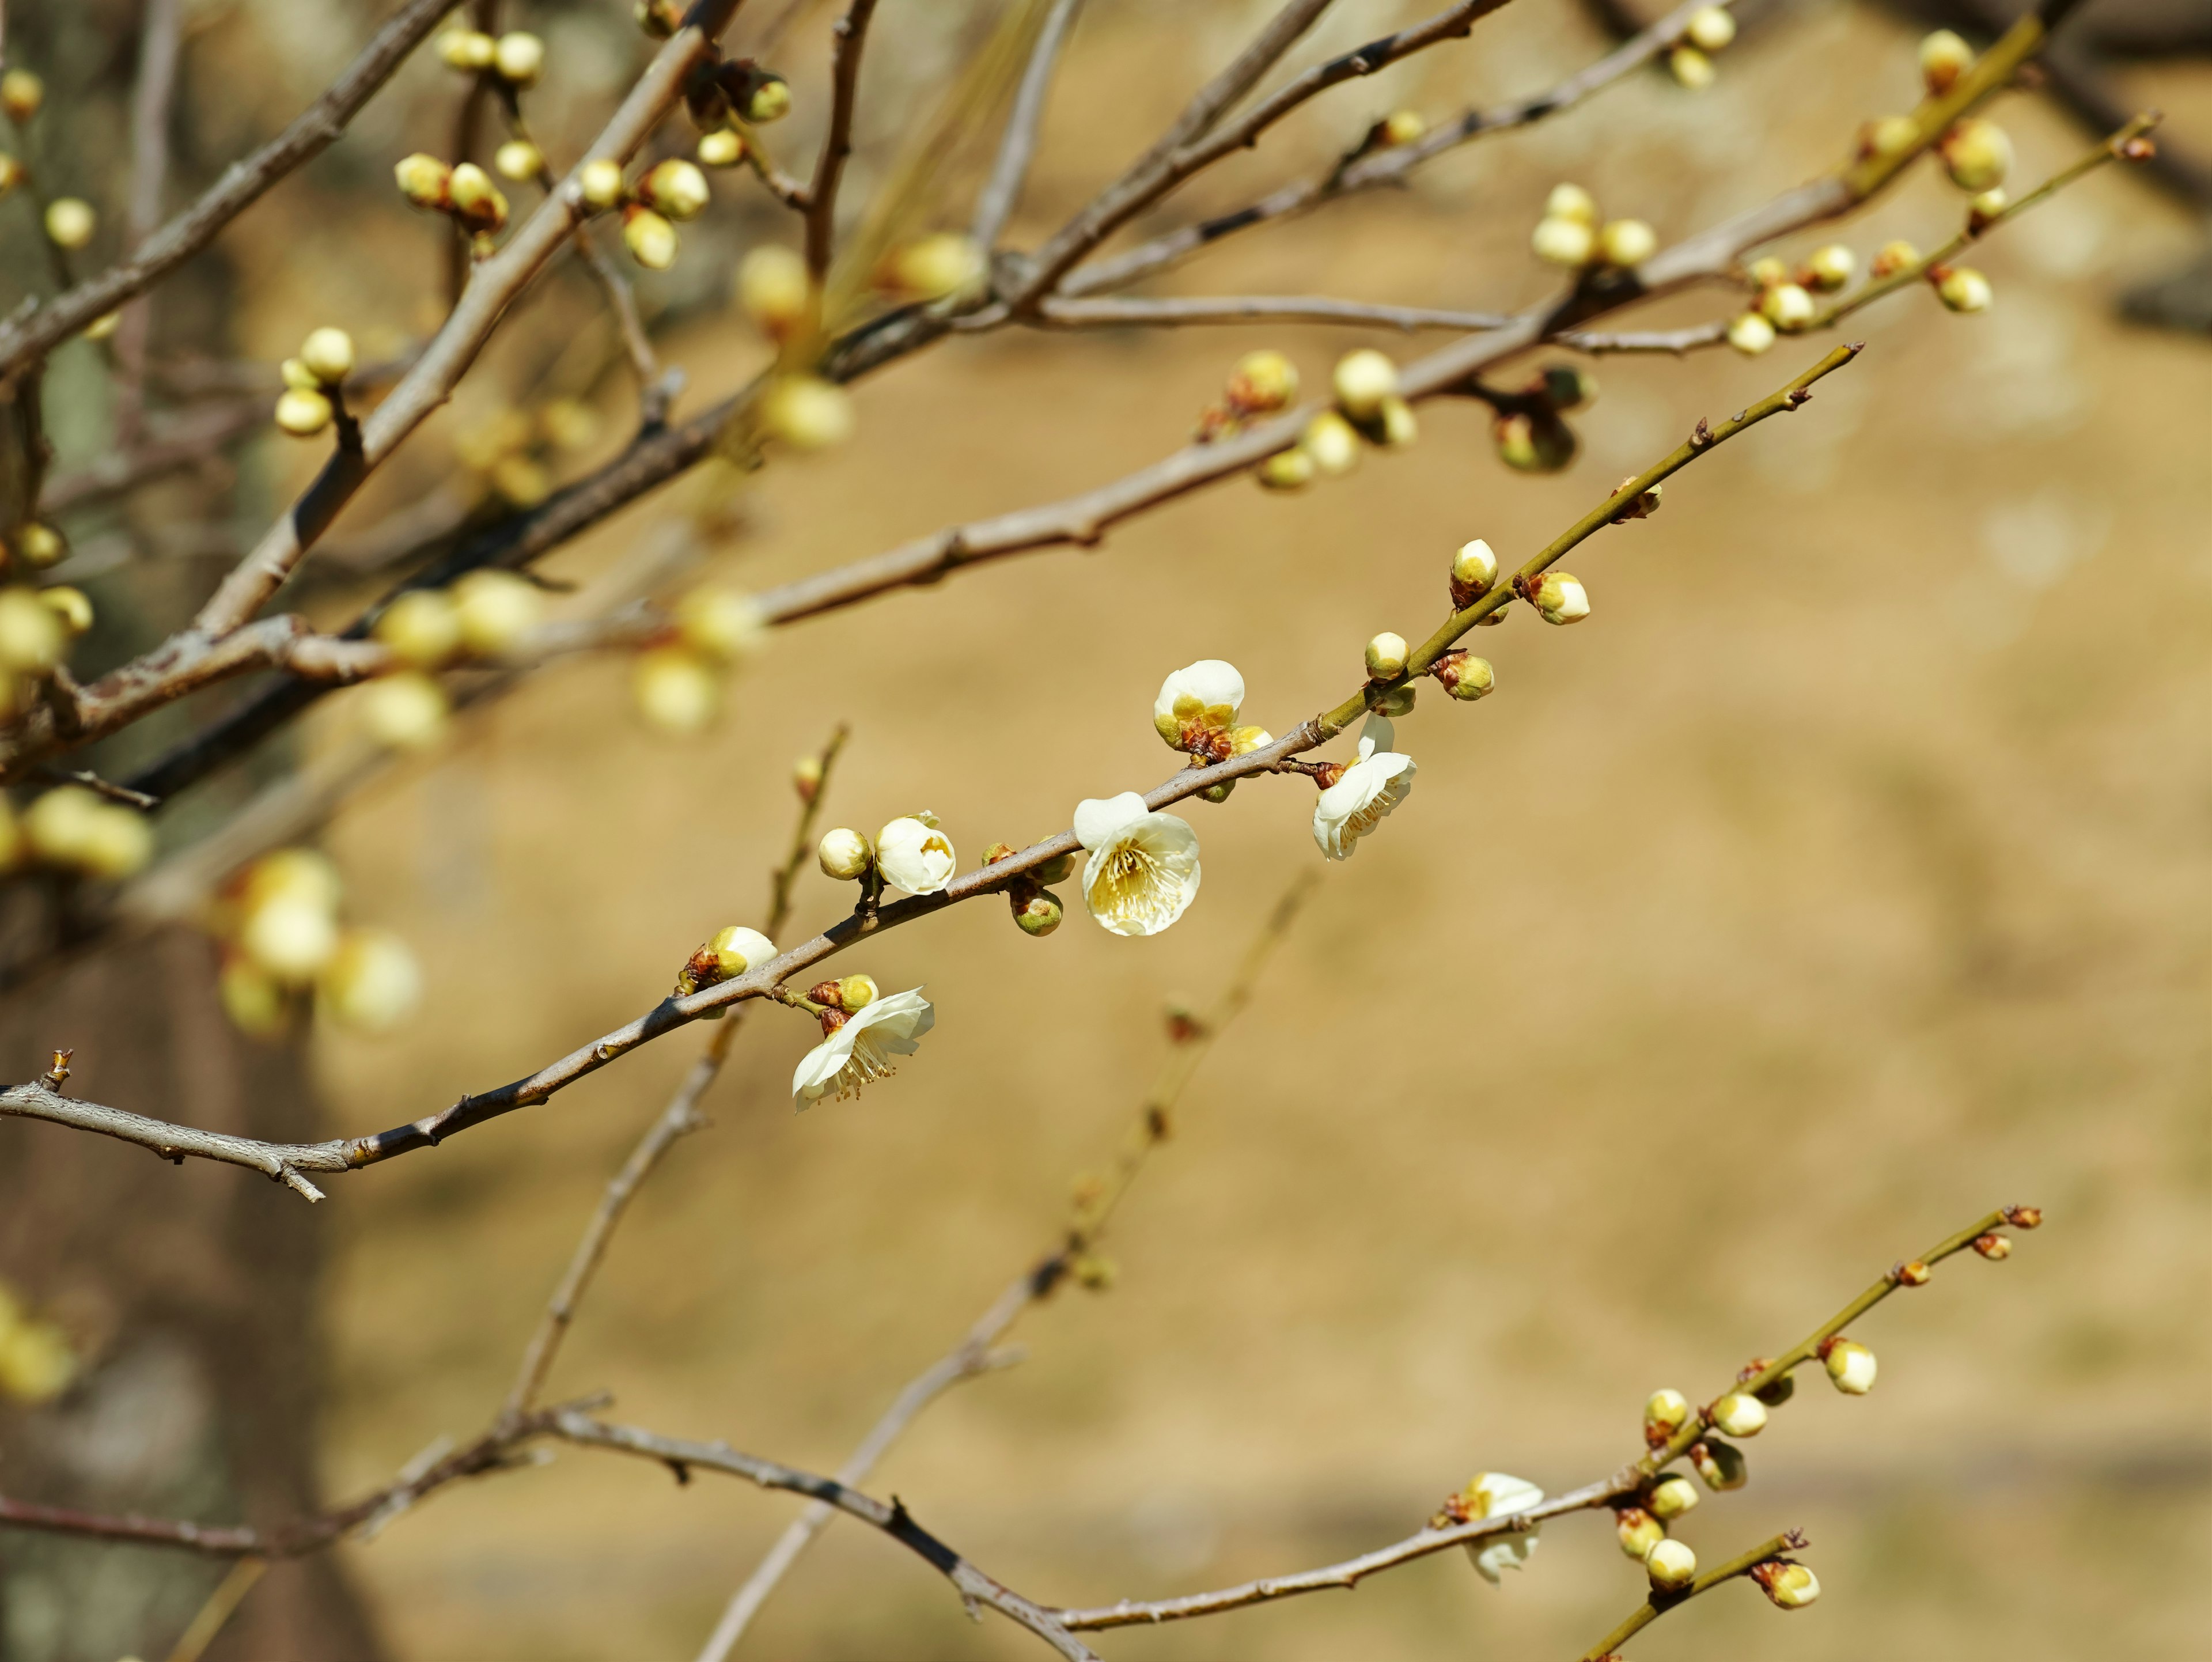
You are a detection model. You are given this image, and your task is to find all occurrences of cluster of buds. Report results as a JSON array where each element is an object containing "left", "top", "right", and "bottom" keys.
[
  {"left": 211, "top": 848, "right": 421, "bottom": 1037},
  {"left": 1488, "top": 364, "right": 1592, "bottom": 475},
  {"left": 1668, "top": 5, "right": 1737, "bottom": 90},
  {"left": 876, "top": 232, "right": 986, "bottom": 303},
  {"left": 272, "top": 327, "right": 358, "bottom": 438},
  {"left": 1530, "top": 183, "right": 1657, "bottom": 274},
  {"left": 1728, "top": 247, "right": 1847, "bottom": 354},
  {"left": 0, "top": 1275, "right": 75, "bottom": 1406},
  {"left": 1, "top": 71, "right": 97, "bottom": 257},
  {"left": 1203, "top": 349, "right": 1298, "bottom": 444},
  {"left": 573, "top": 156, "right": 711, "bottom": 271},
  {"left": 359, "top": 571, "right": 547, "bottom": 749},
  {"left": 0, "top": 782, "right": 150, "bottom": 882},
  {"left": 632, "top": 584, "right": 767, "bottom": 735},
  {"left": 1256, "top": 349, "right": 1413, "bottom": 489},
  {"left": 0, "top": 581, "right": 93, "bottom": 713},
  {"left": 436, "top": 28, "right": 546, "bottom": 87},
  {"left": 454, "top": 397, "right": 601, "bottom": 509},
  {"left": 817, "top": 812, "right": 959, "bottom": 900},
  {"left": 395, "top": 152, "right": 510, "bottom": 253},
  {"left": 801, "top": 972, "right": 881, "bottom": 1032},
  {"left": 986, "top": 841, "right": 1075, "bottom": 937}
]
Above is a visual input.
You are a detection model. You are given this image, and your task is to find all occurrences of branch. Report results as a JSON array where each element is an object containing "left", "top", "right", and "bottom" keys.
[
  {"left": 499, "top": 724, "right": 849, "bottom": 1422},
  {"left": 0, "top": 0, "right": 455, "bottom": 381},
  {"left": 546, "top": 1413, "right": 1100, "bottom": 1661},
  {"left": 1026, "top": 294, "right": 1513, "bottom": 332},
  {"left": 805, "top": 0, "right": 880, "bottom": 278},
  {"left": 110, "top": 0, "right": 185, "bottom": 447},
  {"left": 1577, "top": 1531, "right": 1808, "bottom": 1661},
  {"left": 1047, "top": 1205, "right": 2040, "bottom": 1631},
  {"left": 696, "top": 877, "right": 1315, "bottom": 1657},
  {"left": 969, "top": 0, "right": 1087, "bottom": 251}
]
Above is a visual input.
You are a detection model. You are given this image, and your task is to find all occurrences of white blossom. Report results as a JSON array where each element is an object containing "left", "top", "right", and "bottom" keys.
[
  {"left": 1152, "top": 659, "right": 1244, "bottom": 748},
  {"left": 791, "top": 988, "right": 934, "bottom": 1108},
  {"left": 1460, "top": 1471, "right": 1545, "bottom": 1585},
  {"left": 876, "top": 812, "right": 955, "bottom": 894},
  {"left": 1073, "top": 792, "right": 1200, "bottom": 937},
  {"left": 1312, "top": 715, "right": 1416, "bottom": 860}
]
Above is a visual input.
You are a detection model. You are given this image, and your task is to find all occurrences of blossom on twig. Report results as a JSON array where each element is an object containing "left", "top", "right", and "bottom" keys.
[{"left": 1073, "top": 793, "right": 1200, "bottom": 937}]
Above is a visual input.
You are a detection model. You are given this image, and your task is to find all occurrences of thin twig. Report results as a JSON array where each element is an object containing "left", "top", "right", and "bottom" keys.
[
  {"left": 0, "top": 0, "right": 455, "bottom": 380},
  {"left": 1026, "top": 294, "right": 1513, "bottom": 332},
  {"left": 696, "top": 877, "right": 1315, "bottom": 1657},
  {"left": 805, "top": 0, "right": 880, "bottom": 278},
  {"left": 969, "top": 0, "right": 1086, "bottom": 249},
  {"left": 112, "top": 0, "right": 184, "bottom": 447},
  {"left": 1577, "top": 1531, "right": 1805, "bottom": 1661},
  {"left": 162, "top": 1556, "right": 266, "bottom": 1662}
]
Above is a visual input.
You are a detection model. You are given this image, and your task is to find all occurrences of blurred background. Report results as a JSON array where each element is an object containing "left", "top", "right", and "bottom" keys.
[{"left": 0, "top": 1, "right": 2205, "bottom": 1659}]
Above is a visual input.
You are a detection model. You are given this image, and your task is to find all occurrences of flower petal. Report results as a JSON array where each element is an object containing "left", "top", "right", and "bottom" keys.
[{"left": 1074, "top": 792, "right": 1150, "bottom": 850}]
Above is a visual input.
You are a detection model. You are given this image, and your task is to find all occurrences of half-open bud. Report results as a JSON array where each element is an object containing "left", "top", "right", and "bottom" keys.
[
  {"left": 1752, "top": 1559, "right": 1820, "bottom": 1610},
  {"left": 1690, "top": 1438, "right": 1748, "bottom": 1490},
  {"left": 817, "top": 827, "right": 873, "bottom": 881},
  {"left": 1645, "top": 1538, "right": 1696, "bottom": 1591},
  {"left": 1013, "top": 889, "right": 1063, "bottom": 936},
  {"left": 1820, "top": 1337, "right": 1877, "bottom": 1394},
  {"left": 1531, "top": 571, "right": 1589, "bottom": 625},
  {"left": 1432, "top": 650, "right": 1494, "bottom": 701},
  {"left": 1451, "top": 538, "right": 1498, "bottom": 606},
  {"left": 1710, "top": 1391, "right": 1768, "bottom": 1437},
  {"left": 1364, "top": 631, "right": 1408, "bottom": 680}
]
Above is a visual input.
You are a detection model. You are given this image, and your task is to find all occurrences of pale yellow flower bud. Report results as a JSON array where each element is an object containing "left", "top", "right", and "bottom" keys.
[
  {"left": 0, "top": 1316, "right": 77, "bottom": 1405},
  {"left": 818, "top": 827, "right": 873, "bottom": 881},
  {"left": 1967, "top": 187, "right": 2008, "bottom": 229},
  {"left": 1823, "top": 1338, "right": 1878, "bottom": 1394},
  {"left": 24, "top": 787, "right": 100, "bottom": 867},
  {"left": 885, "top": 232, "right": 983, "bottom": 300},
  {"left": 1685, "top": 6, "right": 1736, "bottom": 51},
  {"left": 1332, "top": 349, "right": 1398, "bottom": 420},
  {"left": 760, "top": 376, "right": 854, "bottom": 450},
  {"left": 1374, "top": 395, "right": 1417, "bottom": 447},
  {"left": 1645, "top": 1538, "right": 1696, "bottom": 1591},
  {"left": 395, "top": 153, "right": 452, "bottom": 209},
  {"left": 1753, "top": 1560, "right": 1820, "bottom": 1610},
  {"left": 274, "top": 388, "right": 333, "bottom": 436},
  {"left": 1, "top": 69, "right": 45, "bottom": 123},
  {"left": 1727, "top": 311, "right": 1775, "bottom": 356},
  {"left": 44, "top": 198, "right": 94, "bottom": 251},
  {"left": 742, "top": 76, "right": 791, "bottom": 123},
  {"left": 632, "top": 646, "right": 719, "bottom": 733},
  {"left": 1937, "top": 266, "right": 1991, "bottom": 313},
  {"left": 1669, "top": 45, "right": 1714, "bottom": 89},
  {"left": 76, "top": 803, "right": 153, "bottom": 880},
  {"left": 1013, "top": 889, "right": 1063, "bottom": 936},
  {"left": 1644, "top": 1387, "right": 1691, "bottom": 1441},
  {"left": 1256, "top": 448, "right": 1313, "bottom": 490},
  {"left": 0, "top": 155, "right": 22, "bottom": 198},
  {"left": 1544, "top": 182, "right": 1597, "bottom": 225},
  {"left": 360, "top": 671, "right": 449, "bottom": 751},
  {"left": 676, "top": 586, "right": 767, "bottom": 664},
  {"left": 1615, "top": 1506, "right": 1666, "bottom": 1560},
  {"left": 1434, "top": 650, "right": 1493, "bottom": 700},
  {"left": 1301, "top": 410, "right": 1361, "bottom": 475},
  {"left": 738, "top": 244, "right": 812, "bottom": 335},
  {"left": 1804, "top": 243, "right": 1855, "bottom": 291},
  {"left": 1690, "top": 1437, "right": 1748, "bottom": 1490},
  {"left": 320, "top": 929, "right": 422, "bottom": 1032},
  {"left": 837, "top": 974, "right": 879, "bottom": 1011},
  {"left": 448, "top": 163, "right": 508, "bottom": 230},
  {"left": 1868, "top": 114, "right": 1920, "bottom": 158},
  {"left": 1647, "top": 1473, "right": 1700, "bottom": 1520},
  {"left": 793, "top": 755, "right": 823, "bottom": 801},
  {"left": 453, "top": 569, "right": 542, "bottom": 658},
  {"left": 1532, "top": 571, "right": 1589, "bottom": 625},
  {"left": 698, "top": 129, "right": 745, "bottom": 168},
  {"left": 1760, "top": 282, "right": 1816, "bottom": 331},
  {"left": 623, "top": 206, "right": 677, "bottom": 269},
  {"left": 298, "top": 327, "right": 355, "bottom": 385},
  {"left": 438, "top": 29, "right": 497, "bottom": 70},
  {"left": 1452, "top": 538, "right": 1498, "bottom": 601},
  {"left": 38, "top": 586, "right": 92, "bottom": 636},
  {"left": 1919, "top": 29, "right": 1974, "bottom": 96},
  {"left": 15, "top": 523, "right": 64, "bottom": 568},
  {"left": 1598, "top": 218, "right": 1657, "bottom": 268},
  {"left": 1710, "top": 1391, "right": 1768, "bottom": 1437},
  {"left": 1380, "top": 109, "right": 1425, "bottom": 147},
  {"left": 1364, "top": 631, "right": 1408, "bottom": 680},
  {"left": 493, "top": 32, "right": 546, "bottom": 85},
  {"left": 374, "top": 589, "right": 462, "bottom": 669},
  {"left": 641, "top": 158, "right": 710, "bottom": 221},
  {"left": 241, "top": 892, "right": 339, "bottom": 982},
  {"left": 221, "top": 954, "right": 287, "bottom": 1038},
  {"left": 494, "top": 139, "right": 543, "bottom": 182},
  {"left": 0, "top": 586, "right": 65, "bottom": 674},
  {"left": 578, "top": 157, "right": 627, "bottom": 210},
  {"left": 1939, "top": 119, "right": 2011, "bottom": 193},
  {"left": 1227, "top": 349, "right": 1298, "bottom": 413},
  {"left": 1530, "top": 215, "right": 1594, "bottom": 267},
  {"left": 1870, "top": 238, "right": 1921, "bottom": 278}
]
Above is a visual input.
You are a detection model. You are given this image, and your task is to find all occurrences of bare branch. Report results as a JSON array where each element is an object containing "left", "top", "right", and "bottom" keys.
[
  {"left": 969, "top": 0, "right": 1087, "bottom": 249},
  {"left": 805, "top": 0, "right": 881, "bottom": 277},
  {"left": 1025, "top": 293, "right": 1513, "bottom": 332},
  {"left": 111, "top": 0, "right": 185, "bottom": 446},
  {"left": 0, "top": 0, "right": 456, "bottom": 381}
]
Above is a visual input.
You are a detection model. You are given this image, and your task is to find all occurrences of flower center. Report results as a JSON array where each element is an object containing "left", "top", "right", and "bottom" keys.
[
  {"left": 1097, "top": 843, "right": 1179, "bottom": 925},
  {"left": 835, "top": 1030, "right": 900, "bottom": 1099}
]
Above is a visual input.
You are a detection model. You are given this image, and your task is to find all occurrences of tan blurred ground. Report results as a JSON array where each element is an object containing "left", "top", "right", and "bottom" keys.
[{"left": 242, "top": 2, "right": 2212, "bottom": 1656}]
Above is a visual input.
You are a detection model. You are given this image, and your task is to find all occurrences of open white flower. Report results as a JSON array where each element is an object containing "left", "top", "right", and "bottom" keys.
[
  {"left": 1152, "top": 659, "right": 1244, "bottom": 749},
  {"left": 791, "top": 987, "right": 934, "bottom": 1108},
  {"left": 876, "top": 812, "right": 955, "bottom": 894},
  {"left": 1313, "top": 715, "right": 1416, "bottom": 860},
  {"left": 1460, "top": 1471, "right": 1545, "bottom": 1585},
  {"left": 1073, "top": 792, "right": 1200, "bottom": 936}
]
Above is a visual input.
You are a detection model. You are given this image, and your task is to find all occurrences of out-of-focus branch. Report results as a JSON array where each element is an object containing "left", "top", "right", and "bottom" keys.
[
  {"left": 1025, "top": 294, "right": 1513, "bottom": 332},
  {"left": 111, "top": 0, "right": 184, "bottom": 446},
  {"left": 805, "top": 0, "right": 880, "bottom": 277},
  {"left": 36, "top": 395, "right": 264, "bottom": 515},
  {"left": 970, "top": 0, "right": 1086, "bottom": 249},
  {"left": 498, "top": 724, "right": 848, "bottom": 1424},
  {"left": 0, "top": 0, "right": 457, "bottom": 381},
  {"left": 696, "top": 877, "right": 1314, "bottom": 1659}
]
